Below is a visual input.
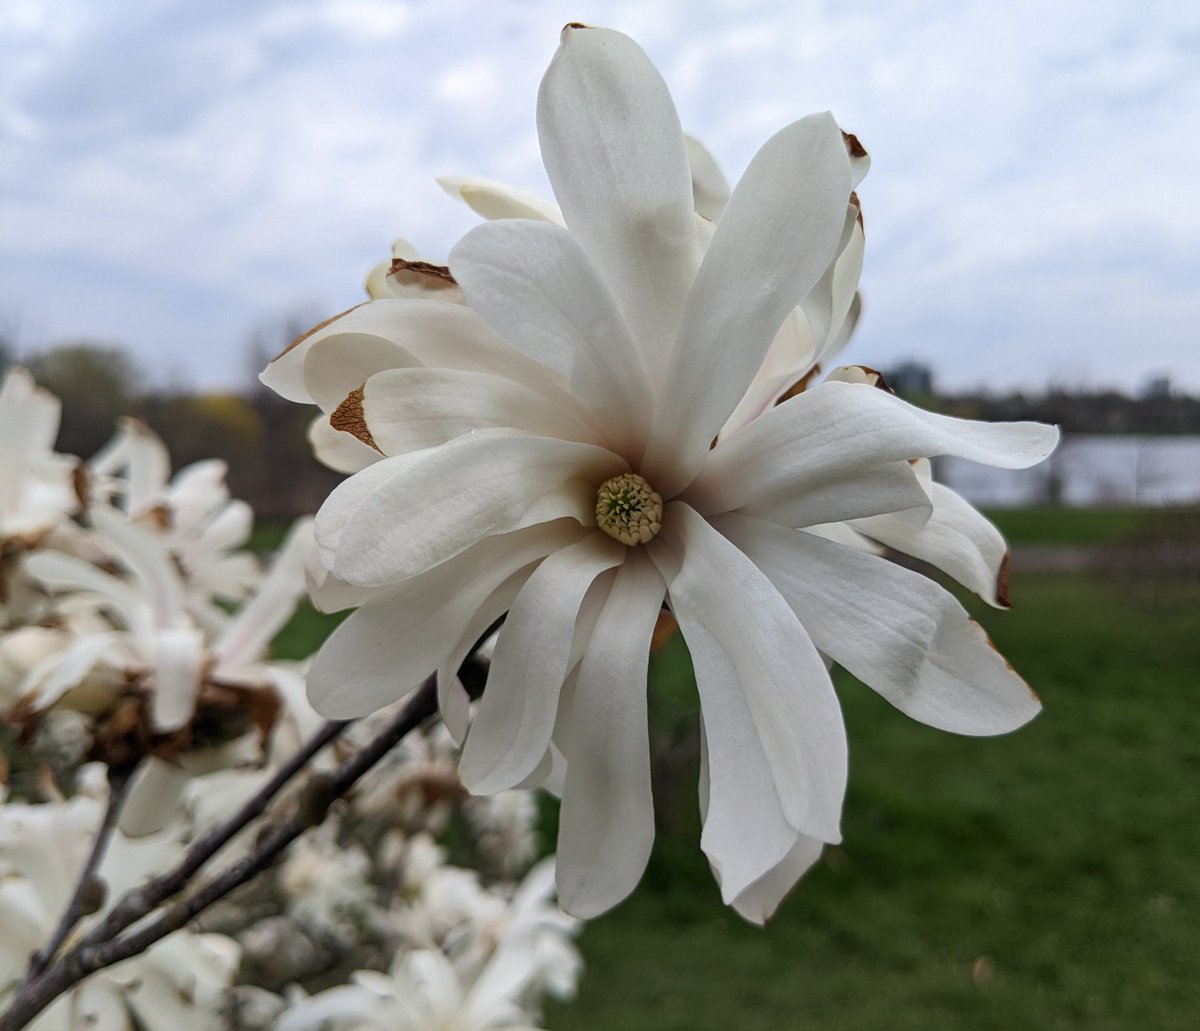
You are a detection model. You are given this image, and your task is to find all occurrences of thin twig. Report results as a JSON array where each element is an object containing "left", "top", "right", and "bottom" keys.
[
  {"left": 78, "top": 717, "right": 350, "bottom": 949},
  {"left": 26, "top": 764, "right": 134, "bottom": 978},
  {"left": 0, "top": 679, "right": 437, "bottom": 1031}
]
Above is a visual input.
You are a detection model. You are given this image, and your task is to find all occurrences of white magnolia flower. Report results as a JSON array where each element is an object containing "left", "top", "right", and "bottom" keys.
[
  {"left": 266, "top": 26, "right": 1057, "bottom": 921},
  {"left": 89, "top": 418, "right": 261, "bottom": 615},
  {"left": 277, "top": 858, "right": 578, "bottom": 1031},
  {"left": 0, "top": 368, "right": 79, "bottom": 549}
]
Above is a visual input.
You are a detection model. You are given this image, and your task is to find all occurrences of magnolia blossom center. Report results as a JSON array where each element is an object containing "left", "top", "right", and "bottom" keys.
[{"left": 594, "top": 473, "right": 663, "bottom": 546}]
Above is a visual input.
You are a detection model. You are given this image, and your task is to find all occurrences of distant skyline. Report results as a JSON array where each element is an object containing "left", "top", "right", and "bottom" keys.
[{"left": 3, "top": 0, "right": 1198, "bottom": 393}]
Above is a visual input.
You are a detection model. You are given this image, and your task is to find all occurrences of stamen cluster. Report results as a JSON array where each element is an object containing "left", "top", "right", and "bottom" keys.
[{"left": 594, "top": 473, "right": 663, "bottom": 546}]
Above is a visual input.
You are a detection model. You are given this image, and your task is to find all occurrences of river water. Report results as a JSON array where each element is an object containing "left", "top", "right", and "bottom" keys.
[{"left": 935, "top": 435, "right": 1200, "bottom": 508}]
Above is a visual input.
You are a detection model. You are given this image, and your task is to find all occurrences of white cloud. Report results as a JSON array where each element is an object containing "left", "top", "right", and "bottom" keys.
[{"left": 1, "top": 0, "right": 1198, "bottom": 392}]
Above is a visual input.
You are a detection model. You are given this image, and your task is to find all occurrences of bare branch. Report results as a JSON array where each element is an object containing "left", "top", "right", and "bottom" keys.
[
  {"left": 26, "top": 764, "right": 133, "bottom": 978},
  {"left": 0, "top": 680, "right": 436, "bottom": 1031}
]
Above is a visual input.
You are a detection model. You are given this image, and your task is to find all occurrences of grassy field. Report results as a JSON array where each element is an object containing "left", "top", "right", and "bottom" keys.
[
  {"left": 263, "top": 516, "right": 1199, "bottom": 1030},
  {"left": 541, "top": 571, "right": 1200, "bottom": 1031}
]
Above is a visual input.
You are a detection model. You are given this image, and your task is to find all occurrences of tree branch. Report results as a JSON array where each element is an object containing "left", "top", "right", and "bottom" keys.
[
  {"left": 25, "top": 765, "right": 134, "bottom": 978},
  {"left": 78, "top": 716, "right": 350, "bottom": 949},
  {"left": 0, "top": 679, "right": 437, "bottom": 1031}
]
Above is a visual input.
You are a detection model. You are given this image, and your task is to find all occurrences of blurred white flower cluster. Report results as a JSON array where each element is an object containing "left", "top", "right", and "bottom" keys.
[{"left": 0, "top": 368, "right": 583, "bottom": 1030}]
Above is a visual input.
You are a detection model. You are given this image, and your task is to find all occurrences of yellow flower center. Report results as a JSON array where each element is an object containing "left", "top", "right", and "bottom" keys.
[{"left": 595, "top": 473, "right": 663, "bottom": 546}]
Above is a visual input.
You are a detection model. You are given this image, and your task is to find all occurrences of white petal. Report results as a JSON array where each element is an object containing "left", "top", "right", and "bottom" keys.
[
  {"left": 651, "top": 503, "right": 846, "bottom": 842},
  {"left": 303, "top": 328, "right": 421, "bottom": 411},
  {"left": 361, "top": 366, "right": 601, "bottom": 457},
  {"left": 688, "top": 638, "right": 804, "bottom": 908},
  {"left": 684, "top": 134, "right": 731, "bottom": 220},
  {"left": 259, "top": 302, "right": 371, "bottom": 403},
  {"left": 119, "top": 757, "right": 189, "bottom": 837},
  {"left": 538, "top": 25, "right": 699, "bottom": 382},
  {"left": 438, "top": 175, "right": 565, "bottom": 224},
  {"left": 449, "top": 219, "right": 652, "bottom": 456},
  {"left": 853, "top": 476, "right": 1012, "bottom": 607},
  {"left": 92, "top": 507, "right": 185, "bottom": 632},
  {"left": 556, "top": 551, "right": 664, "bottom": 917},
  {"left": 688, "top": 380, "right": 1059, "bottom": 518},
  {"left": 643, "top": 113, "right": 852, "bottom": 496},
  {"left": 316, "top": 431, "right": 624, "bottom": 587},
  {"left": 729, "top": 834, "right": 824, "bottom": 924},
  {"left": 307, "top": 413, "right": 380, "bottom": 474},
  {"left": 151, "top": 625, "right": 205, "bottom": 731},
  {"left": 22, "top": 550, "right": 141, "bottom": 624},
  {"left": 691, "top": 457, "right": 930, "bottom": 529},
  {"left": 718, "top": 513, "right": 1041, "bottom": 735},
  {"left": 306, "top": 521, "right": 587, "bottom": 717},
  {"left": 435, "top": 570, "right": 530, "bottom": 743},
  {"left": 460, "top": 533, "right": 625, "bottom": 794}
]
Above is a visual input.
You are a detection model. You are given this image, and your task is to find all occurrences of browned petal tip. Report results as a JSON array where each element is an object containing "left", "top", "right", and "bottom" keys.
[
  {"left": 776, "top": 365, "right": 822, "bottom": 405},
  {"left": 388, "top": 258, "right": 458, "bottom": 289},
  {"left": 974, "top": 619, "right": 1041, "bottom": 702},
  {"left": 72, "top": 461, "right": 90, "bottom": 509},
  {"left": 842, "top": 130, "right": 868, "bottom": 159},
  {"left": 850, "top": 365, "right": 895, "bottom": 393},
  {"left": 273, "top": 302, "right": 368, "bottom": 362},
  {"left": 564, "top": 22, "right": 592, "bottom": 30},
  {"left": 330, "top": 386, "right": 382, "bottom": 452},
  {"left": 996, "top": 550, "right": 1012, "bottom": 609},
  {"left": 651, "top": 610, "right": 679, "bottom": 652}
]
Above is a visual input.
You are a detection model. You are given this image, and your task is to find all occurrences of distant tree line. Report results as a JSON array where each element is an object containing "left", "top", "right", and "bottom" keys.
[
  {"left": 3, "top": 337, "right": 1199, "bottom": 520},
  {"left": 2, "top": 336, "right": 341, "bottom": 519},
  {"left": 926, "top": 389, "right": 1200, "bottom": 436}
]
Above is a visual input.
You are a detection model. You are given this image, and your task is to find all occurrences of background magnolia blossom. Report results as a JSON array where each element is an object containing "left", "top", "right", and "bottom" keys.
[{"left": 0, "top": 365, "right": 584, "bottom": 1031}]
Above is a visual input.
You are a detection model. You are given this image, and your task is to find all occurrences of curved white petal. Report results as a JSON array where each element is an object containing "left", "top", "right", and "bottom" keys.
[
  {"left": 556, "top": 550, "right": 664, "bottom": 917},
  {"left": 538, "top": 25, "right": 699, "bottom": 382},
  {"left": 151, "top": 625, "right": 205, "bottom": 731},
  {"left": 306, "top": 521, "right": 588, "bottom": 717},
  {"left": 316, "top": 432, "right": 624, "bottom": 587},
  {"left": 435, "top": 570, "right": 530, "bottom": 743},
  {"left": 438, "top": 175, "right": 565, "bottom": 224},
  {"left": 259, "top": 302, "right": 370, "bottom": 403},
  {"left": 688, "top": 639, "right": 804, "bottom": 910},
  {"left": 361, "top": 366, "right": 602, "bottom": 457},
  {"left": 460, "top": 533, "right": 624, "bottom": 794},
  {"left": 303, "top": 328, "right": 422, "bottom": 411},
  {"left": 691, "top": 457, "right": 930, "bottom": 529},
  {"left": 450, "top": 219, "right": 652, "bottom": 456},
  {"left": 643, "top": 113, "right": 852, "bottom": 496},
  {"left": 91, "top": 507, "right": 185, "bottom": 633},
  {"left": 688, "top": 380, "right": 1060, "bottom": 519},
  {"left": 718, "top": 513, "right": 1041, "bottom": 735},
  {"left": 729, "top": 834, "right": 824, "bottom": 925},
  {"left": 652, "top": 503, "right": 846, "bottom": 842},
  {"left": 119, "top": 757, "right": 189, "bottom": 837},
  {"left": 684, "top": 134, "right": 731, "bottom": 221},
  {"left": 853, "top": 476, "right": 1012, "bottom": 608},
  {"left": 307, "top": 413, "right": 380, "bottom": 474}
]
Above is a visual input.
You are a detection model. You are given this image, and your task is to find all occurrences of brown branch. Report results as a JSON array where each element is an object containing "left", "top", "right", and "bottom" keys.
[
  {"left": 25, "top": 765, "right": 134, "bottom": 978},
  {"left": 78, "top": 716, "right": 350, "bottom": 949},
  {"left": 0, "top": 680, "right": 436, "bottom": 1031}
]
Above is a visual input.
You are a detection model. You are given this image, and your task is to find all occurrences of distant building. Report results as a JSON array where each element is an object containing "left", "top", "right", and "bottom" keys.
[
  {"left": 1139, "top": 374, "right": 1172, "bottom": 401},
  {"left": 883, "top": 360, "right": 935, "bottom": 398}
]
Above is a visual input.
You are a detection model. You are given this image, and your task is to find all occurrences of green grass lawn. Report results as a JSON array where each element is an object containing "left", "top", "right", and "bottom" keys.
[
  {"left": 540, "top": 571, "right": 1200, "bottom": 1030},
  {"left": 262, "top": 516, "right": 1199, "bottom": 1030},
  {"left": 982, "top": 505, "right": 1197, "bottom": 546}
]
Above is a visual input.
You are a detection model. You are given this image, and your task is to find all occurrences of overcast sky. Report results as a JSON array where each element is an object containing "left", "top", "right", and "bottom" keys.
[{"left": 2, "top": 0, "right": 1197, "bottom": 395}]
